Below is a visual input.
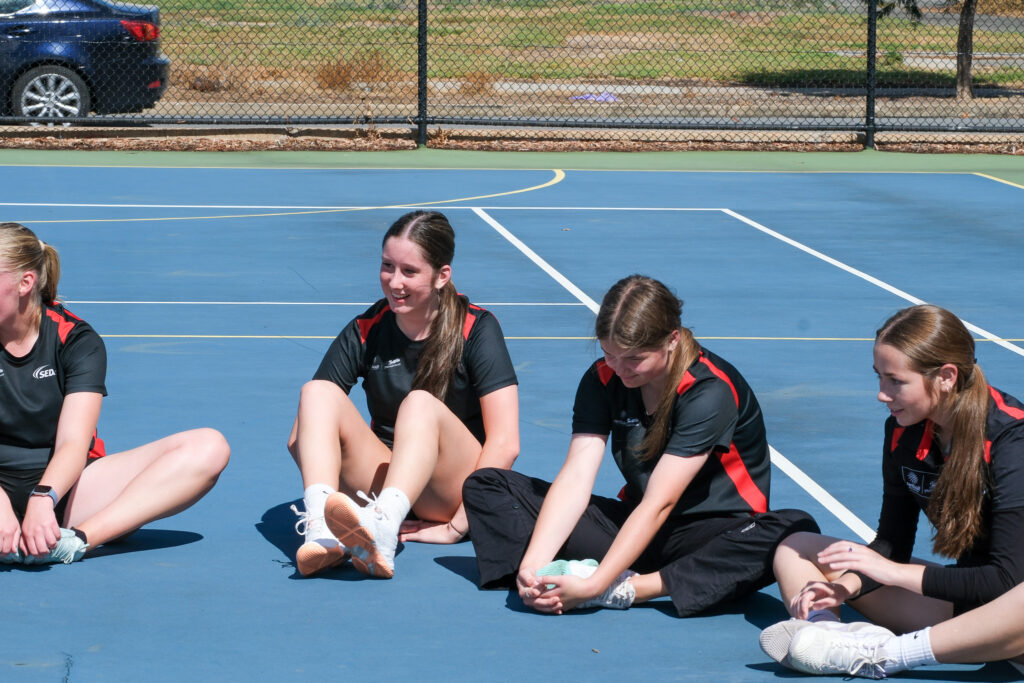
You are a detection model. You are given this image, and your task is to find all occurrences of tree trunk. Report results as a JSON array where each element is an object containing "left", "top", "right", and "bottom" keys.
[{"left": 956, "top": 0, "right": 978, "bottom": 102}]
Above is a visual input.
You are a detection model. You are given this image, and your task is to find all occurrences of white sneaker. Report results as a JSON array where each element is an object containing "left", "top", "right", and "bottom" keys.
[
  {"left": 290, "top": 504, "right": 347, "bottom": 577},
  {"left": 537, "top": 558, "right": 636, "bottom": 610},
  {"left": 324, "top": 491, "right": 398, "bottom": 579},
  {"left": 760, "top": 619, "right": 813, "bottom": 668},
  {"left": 787, "top": 621, "right": 897, "bottom": 679},
  {"left": 761, "top": 619, "right": 887, "bottom": 669}
]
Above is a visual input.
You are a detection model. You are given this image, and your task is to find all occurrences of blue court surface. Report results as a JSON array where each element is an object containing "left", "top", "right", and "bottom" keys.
[{"left": 1, "top": 151, "right": 1022, "bottom": 681}]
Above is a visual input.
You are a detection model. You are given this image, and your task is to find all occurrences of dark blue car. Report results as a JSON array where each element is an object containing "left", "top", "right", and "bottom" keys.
[{"left": 0, "top": 0, "right": 169, "bottom": 120}]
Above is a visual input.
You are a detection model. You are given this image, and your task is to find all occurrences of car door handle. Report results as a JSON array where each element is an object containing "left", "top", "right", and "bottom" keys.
[{"left": 3, "top": 25, "right": 35, "bottom": 36}]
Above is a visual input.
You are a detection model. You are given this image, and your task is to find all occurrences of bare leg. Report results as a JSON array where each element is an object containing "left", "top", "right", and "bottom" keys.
[
  {"left": 63, "top": 428, "right": 230, "bottom": 547},
  {"left": 772, "top": 531, "right": 951, "bottom": 631},
  {"left": 928, "top": 582, "right": 1024, "bottom": 664},
  {"left": 773, "top": 531, "right": 848, "bottom": 618},
  {"left": 381, "top": 390, "right": 481, "bottom": 521},
  {"left": 287, "top": 380, "right": 390, "bottom": 497},
  {"left": 630, "top": 571, "right": 667, "bottom": 604}
]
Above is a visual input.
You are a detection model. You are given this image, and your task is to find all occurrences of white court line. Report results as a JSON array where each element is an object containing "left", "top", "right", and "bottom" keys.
[
  {"left": 62, "top": 300, "right": 587, "bottom": 306},
  {"left": 770, "top": 448, "right": 874, "bottom": 542},
  {"left": 0, "top": 202, "right": 724, "bottom": 211},
  {"left": 722, "top": 209, "right": 1024, "bottom": 359},
  {"left": 473, "top": 208, "right": 601, "bottom": 313},
  {"left": 473, "top": 207, "right": 872, "bottom": 537}
]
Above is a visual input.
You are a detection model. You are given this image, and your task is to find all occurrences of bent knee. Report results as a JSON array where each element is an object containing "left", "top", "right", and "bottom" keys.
[
  {"left": 185, "top": 427, "right": 231, "bottom": 478},
  {"left": 399, "top": 389, "right": 444, "bottom": 413}
]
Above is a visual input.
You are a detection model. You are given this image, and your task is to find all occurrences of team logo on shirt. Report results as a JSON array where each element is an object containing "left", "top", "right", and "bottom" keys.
[
  {"left": 0, "top": 368, "right": 5, "bottom": 378},
  {"left": 32, "top": 365, "right": 56, "bottom": 379},
  {"left": 384, "top": 358, "right": 401, "bottom": 369},
  {"left": 901, "top": 466, "right": 937, "bottom": 498}
]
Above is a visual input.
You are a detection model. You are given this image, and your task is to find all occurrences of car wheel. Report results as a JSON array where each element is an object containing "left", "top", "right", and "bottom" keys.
[{"left": 11, "top": 66, "right": 91, "bottom": 120}]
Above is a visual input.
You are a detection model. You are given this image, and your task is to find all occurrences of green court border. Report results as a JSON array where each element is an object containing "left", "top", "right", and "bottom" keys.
[{"left": 1, "top": 148, "right": 1022, "bottom": 186}]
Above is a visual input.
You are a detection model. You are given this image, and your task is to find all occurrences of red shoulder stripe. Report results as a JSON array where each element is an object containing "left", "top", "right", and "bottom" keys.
[
  {"left": 990, "top": 386, "right": 1024, "bottom": 420},
  {"left": 718, "top": 444, "right": 768, "bottom": 513},
  {"left": 596, "top": 359, "right": 615, "bottom": 385},
  {"left": 890, "top": 426, "right": 905, "bottom": 452},
  {"left": 984, "top": 440, "right": 992, "bottom": 464},
  {"left": 462, "top": 307, "right": 480, "bottom": 341},
  {"left": 676, "top": 370, "right": 696, "bottom": 396},
  {"left": 699, "top": 355, "right": 739, "bottom": 407},
  {"left": 916, "top": 421, "right": 934, "bottom": 461},
  {"left": 356, "top": 305, "right": 390, "bottom": 344},
  {"left": 45, "top": 309, "right": 75, "bottom": 344}
]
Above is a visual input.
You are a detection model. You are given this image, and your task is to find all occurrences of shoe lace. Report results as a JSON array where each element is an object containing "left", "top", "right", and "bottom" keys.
[
  {"left": 829, "top": 639, "right": 889, "bottom": 680},
  {"left": 355, "top": 490, "right": 390, "bottom": 521},
  {"left": 290, "top": 504, "right": 329, "bottom": 538}
]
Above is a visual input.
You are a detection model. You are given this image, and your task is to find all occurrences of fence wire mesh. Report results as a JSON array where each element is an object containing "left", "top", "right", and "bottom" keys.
[{"left": 1, "top": 0, "right": 1022, "bottom": 142}]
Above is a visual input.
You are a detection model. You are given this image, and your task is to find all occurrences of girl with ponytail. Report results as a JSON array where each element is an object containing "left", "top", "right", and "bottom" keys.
[
  {"left": 1, "top": 223, "right": 229, "bottom": 566},
  {"left": 762, "top": 304, "right": 1024, "bottom": 677},
  {"left": 287, "top": 211, "right": 519, "bottom": 579},
  {"left": 462, "top": 275, "right": 816, "bottom": 616}
]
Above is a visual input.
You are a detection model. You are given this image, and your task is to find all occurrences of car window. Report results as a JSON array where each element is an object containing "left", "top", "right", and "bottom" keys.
[{"left": 0, "top": 0, "right": 34, "bottom": 15}]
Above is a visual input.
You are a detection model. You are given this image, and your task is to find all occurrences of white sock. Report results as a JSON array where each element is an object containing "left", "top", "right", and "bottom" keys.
[
  {"left": 807, "top": 609, "right": 841, "bottom": 623},
  {"left": 377, "top": 487, "right": 411, "bottom": 534},
  {"left": 881, "top": 627, "right": 938, "bottom": 675},
  {"left": 303, "top": 484, "right": 335, "bottom": 517},
  {"left": 302, "top": 484, "right": 338, "bottom": 546}
]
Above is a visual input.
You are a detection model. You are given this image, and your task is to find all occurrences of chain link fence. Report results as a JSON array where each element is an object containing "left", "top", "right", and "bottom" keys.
[{"left": 2, "top": 0, "right": 1023, "bottom": 144}]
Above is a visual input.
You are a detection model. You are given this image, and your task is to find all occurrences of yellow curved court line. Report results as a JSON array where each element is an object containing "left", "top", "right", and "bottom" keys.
[
  {"left": 24, "top": 170, "right": 566, "bottom": 225},
  {"left": 974, "top": 172, "right": 1024, "bottom": 191}
]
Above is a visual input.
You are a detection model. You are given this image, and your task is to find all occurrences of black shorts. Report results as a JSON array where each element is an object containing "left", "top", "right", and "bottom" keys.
[
  {"left": 0, "top": 466, "right": 84, "bottom": 524},
  {"left": 463, "top": 468, "right": 820, "bottom": 617}
]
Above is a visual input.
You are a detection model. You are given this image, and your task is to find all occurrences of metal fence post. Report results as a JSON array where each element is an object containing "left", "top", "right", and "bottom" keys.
[
  {"left": 417, "top": 0, "right": 428, "bottom": 147},
  {"left": 865, "top": 0, "right": 878, "bottom": 149}
]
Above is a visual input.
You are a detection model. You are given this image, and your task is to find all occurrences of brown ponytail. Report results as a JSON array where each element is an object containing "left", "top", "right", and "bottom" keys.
[
  {"left": 0, "top": 222, "right": 60, "bottom": 307},
  {"left": 383, "top": 211, "right": 466, "bottom": 401},
  {"left": 876, "top": 305, "right": 991, "bottom": 558},
  {"left": 595, "top": 275, "right": 700, "bottom": 461}
]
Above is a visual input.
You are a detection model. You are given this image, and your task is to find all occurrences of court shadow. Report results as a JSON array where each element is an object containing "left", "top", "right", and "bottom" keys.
[
  {"left": 748, "top": 661, "right": 1020, "bottom": 681},
  {"left": 434, "top": 555, "right": 479, "bottom": 585},
  {"left": 87, "top": 529, "right": 203, "bottom": 558},
  {"left": 256, "top": 499, "right": 399, "bottom": 581}
]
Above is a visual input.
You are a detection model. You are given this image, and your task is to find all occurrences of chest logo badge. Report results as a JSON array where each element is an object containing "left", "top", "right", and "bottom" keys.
[{"left": 33, "top": 365, "right": 56, "bottom": 379}]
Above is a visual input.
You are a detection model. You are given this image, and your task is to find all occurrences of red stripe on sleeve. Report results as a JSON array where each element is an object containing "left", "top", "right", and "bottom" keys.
[
  {"left": 984, "top": 440, "right": 992, "bottom": 464},
  {"left": 718, "top": 444, "right": 768, "bottom": 513},
  {"left": 699, "top": 355, "right": 739, "bottom": 406}
]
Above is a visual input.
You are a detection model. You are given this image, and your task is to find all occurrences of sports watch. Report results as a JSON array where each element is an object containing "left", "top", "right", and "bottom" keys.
[{"left": 30, "top": 485, "right": 59, "bottom": 507}]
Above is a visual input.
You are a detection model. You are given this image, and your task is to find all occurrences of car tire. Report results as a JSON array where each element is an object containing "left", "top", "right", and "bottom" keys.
[{"left": 11, "top": 66, "right": 91, "bottom": 120}]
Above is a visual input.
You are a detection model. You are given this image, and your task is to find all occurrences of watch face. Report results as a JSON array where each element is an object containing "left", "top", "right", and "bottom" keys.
[{"left": 33, "top": 485, "right": 53, "bottom": 494}]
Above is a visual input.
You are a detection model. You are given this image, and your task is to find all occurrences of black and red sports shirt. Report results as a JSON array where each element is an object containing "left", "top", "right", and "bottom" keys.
[
  {"left": 0, "top": 302, "right": 107, "bottom": 470},
  {"left": 314, "top": 297, "right": 517, "bottom": 447},
  {"left": 571, "top": 346, "right": 770, "bottom": 518},
  {"left": 868, "top": 386, "right": 1024, "bottom": 610}
]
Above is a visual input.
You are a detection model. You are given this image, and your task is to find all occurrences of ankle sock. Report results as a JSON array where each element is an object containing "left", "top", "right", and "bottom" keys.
[
  {"left": 377, "top": 487, "right": 411, "bottom": 533},
  {"left": 71, "top": 527, "right": 88, "bottom": 545},
  {"left": 881, "top": 627, "right": 937, "bottom": 675},
  {"left": 303, "top": 484, "right": 335, "bottom": 517},
  {"left": 807, "top": 609, "right": 840, "bottom": 623}
]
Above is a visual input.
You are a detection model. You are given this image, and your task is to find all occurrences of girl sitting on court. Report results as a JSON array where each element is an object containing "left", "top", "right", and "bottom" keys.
[
  {"left": 462, "top": 274, "right": 817, "bottom": 615},
  {"left": 760, "top": 304, "right": 1024, "bottom": 677},
  {"left": 287, "top": 210, "right": 519, "bottom": 579},
  {"left": 0, "top": 222, "right": 230, "bottom": 565}
]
